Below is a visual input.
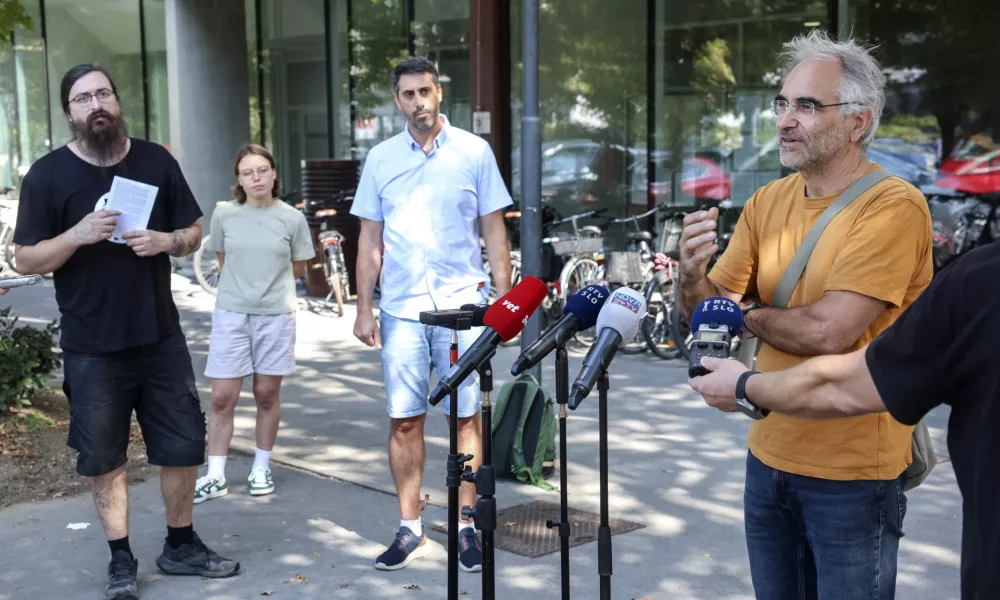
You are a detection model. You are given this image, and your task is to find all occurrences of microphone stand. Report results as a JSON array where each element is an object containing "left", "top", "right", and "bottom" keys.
[
  {"left": 462, "top": 360, "right": 496, "bottom": 600},
  {"left": 545, "top": 347, "right": 571, "bottom": 599},
  {"left": 597, "top": 371, "right": 612, "bottom": 600},
  {"left": 446, "top": 325, "right": 473, "bottom": 600}
]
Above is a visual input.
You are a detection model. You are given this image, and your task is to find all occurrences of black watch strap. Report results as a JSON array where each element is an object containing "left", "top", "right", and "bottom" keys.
[{"left": 736, "top": 370, "right": 768, "bottom": 416}]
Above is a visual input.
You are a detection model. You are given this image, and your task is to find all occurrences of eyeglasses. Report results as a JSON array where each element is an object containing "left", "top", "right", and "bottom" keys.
[
  {"left": 70, "top": 89, "right": 116, "bottom": 106},
  {"left": 239, "top": 166, "right": 273, "bottom": 179},
  {"left": 770, "top": 99, "right": 856, "bottom": 118}
]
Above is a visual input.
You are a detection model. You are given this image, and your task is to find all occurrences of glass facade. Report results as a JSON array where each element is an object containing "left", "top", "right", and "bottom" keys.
[{"left": 0, "top": 0, "right": 995, "bottom": 229}]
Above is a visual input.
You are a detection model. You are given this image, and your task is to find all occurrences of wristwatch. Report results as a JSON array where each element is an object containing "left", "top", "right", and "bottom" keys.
[
  {"left": 741, "top": 301, "right": 761, "bottom": 316},
  {"left": 735, "top": 370, "right": 770, "bottom": 420}
]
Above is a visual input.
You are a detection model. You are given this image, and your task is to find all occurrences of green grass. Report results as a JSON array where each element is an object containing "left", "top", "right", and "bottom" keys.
[{"left": 3, "top": 410, "right": 54, "bottom": 433}]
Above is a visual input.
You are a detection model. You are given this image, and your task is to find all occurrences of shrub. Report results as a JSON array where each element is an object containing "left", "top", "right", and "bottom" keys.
[{"left": 0, "top": 307, "right": 61, "bottom": 413}]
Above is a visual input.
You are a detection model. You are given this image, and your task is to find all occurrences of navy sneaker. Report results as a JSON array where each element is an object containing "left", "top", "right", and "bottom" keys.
[
  {"left": 459, "top": 527, "right": 482, "bottom": 573},
  {"left": 374, "top": 526, "right": 430, "bottom": 571}
]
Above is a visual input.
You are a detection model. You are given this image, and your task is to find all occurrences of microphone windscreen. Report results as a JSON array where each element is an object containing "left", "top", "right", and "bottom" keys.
[
  {"left": 483, "top": 276, "right": 548, "bottom": 341},
  {"left": 596, "top": 287, "right": 647, "bottom": 345},
  {"left": 689, "top": 297, "right": 743, "bottom": 336},
  {"left": 460, "top": 303, "right": 490, "bottom": 328},
  {"left": 563, "top": 285, "right": 610, "bottom": 331}
]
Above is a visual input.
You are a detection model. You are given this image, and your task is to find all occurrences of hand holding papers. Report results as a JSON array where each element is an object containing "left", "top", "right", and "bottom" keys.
[{"left": 102, "top": 176, "right": 158, "bottom": 244}]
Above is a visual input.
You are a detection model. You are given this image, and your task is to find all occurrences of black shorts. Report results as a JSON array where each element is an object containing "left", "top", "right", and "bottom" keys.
[{"left": 62, "top": 332, "right": 206, "bottom": 477}]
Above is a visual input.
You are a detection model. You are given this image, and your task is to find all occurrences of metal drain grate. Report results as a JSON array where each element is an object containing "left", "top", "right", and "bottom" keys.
[{"left": 433, "top": 500, "right": 645, "bottom": 558}]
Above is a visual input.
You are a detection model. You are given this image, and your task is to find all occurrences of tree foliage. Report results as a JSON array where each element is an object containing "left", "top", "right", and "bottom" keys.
[{"left": 0, "top": 0, "right": 32, "bottom": 43}]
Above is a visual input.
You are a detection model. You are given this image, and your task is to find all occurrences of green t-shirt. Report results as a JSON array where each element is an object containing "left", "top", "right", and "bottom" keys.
[{"left": 207, "top": 200, "right": 315, "bottom": 315}]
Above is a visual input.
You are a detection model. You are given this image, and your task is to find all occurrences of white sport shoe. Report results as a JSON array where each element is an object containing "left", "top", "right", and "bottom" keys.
[
  {"left": 248, "top": 469, "right": 274, "bottom": 496},
  {"left": 193, "top": 475, "right": 228, "bottom": 504}
]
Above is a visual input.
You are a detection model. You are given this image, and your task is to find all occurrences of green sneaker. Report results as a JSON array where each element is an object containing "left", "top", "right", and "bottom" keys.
[
  {"left": 193, "top": 475, "right": 228, "bottom": 504},
  {"left": 248, "top": 469, "right": 274, "bottom": 496}
]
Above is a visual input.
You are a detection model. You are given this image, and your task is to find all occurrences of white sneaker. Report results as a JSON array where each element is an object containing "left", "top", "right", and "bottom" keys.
[
  {"left": 193, "top": 475, "right": 228, "bottom": 504},
  {"left": 248, "top": 469, "right": 274, "bottom": 496}
]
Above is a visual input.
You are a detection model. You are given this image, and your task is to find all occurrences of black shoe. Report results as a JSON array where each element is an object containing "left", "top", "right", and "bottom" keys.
[
  {"left": 155, "top": 532, "right": 240, "bottom": 578},
  {"left": 459, "top": 527, "right": 482, "bottom": 573},
  {"left": 106, "top": 550, "right": 138, "bottom": 600}
]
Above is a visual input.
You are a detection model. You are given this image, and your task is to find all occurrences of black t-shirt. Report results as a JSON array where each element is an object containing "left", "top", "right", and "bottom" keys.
[
  {"left": 865, "top": 243, "right": 1000, "bottom": 600},
  {"left": 13, "top": 138, "right": 203, "bottom": 353}
]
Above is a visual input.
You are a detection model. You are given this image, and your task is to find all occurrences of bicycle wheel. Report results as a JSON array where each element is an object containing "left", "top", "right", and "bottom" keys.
[
  {"left": 670, "top": 298, "right": 692, "bottom": 361},
  {"left": 193, "top": 234, "right": 220, "bottom": 296},
  {"left": 641, "top": 272, "right": 681, "bottom": 360},
  {"left": 330, "top": 259, "right": 345, "bottom": 317}
]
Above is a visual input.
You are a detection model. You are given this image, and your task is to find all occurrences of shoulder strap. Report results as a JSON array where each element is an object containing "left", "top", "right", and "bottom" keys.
[
  {"left": 742, "top": 169, "right": 893, "bottom": 368},
  {"left": 771, "top": 169, "right": 892, "bottom": 308}
]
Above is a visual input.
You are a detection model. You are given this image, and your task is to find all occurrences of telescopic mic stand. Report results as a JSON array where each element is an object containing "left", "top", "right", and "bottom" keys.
[
  {"left": 597, "top": 371, "right": 612, "bottom": 600},
  {"left": 418, "top": 308, "right": 474, "bottom": 600},
  {"left": 545, "top": 347, "right": 572, "bottom": 600},
  {"left": 461, "top": 359, "right": 496, "bottom": 600}
]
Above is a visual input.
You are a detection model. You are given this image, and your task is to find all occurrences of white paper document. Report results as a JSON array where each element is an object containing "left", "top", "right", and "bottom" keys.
[{"left": 104, "top": 176, "right": 159, "bottom": 244}]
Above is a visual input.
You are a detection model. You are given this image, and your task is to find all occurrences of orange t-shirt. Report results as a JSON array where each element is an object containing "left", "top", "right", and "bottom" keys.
[{"left": 709, "top": 165, "right": 934, "bottom": 481}]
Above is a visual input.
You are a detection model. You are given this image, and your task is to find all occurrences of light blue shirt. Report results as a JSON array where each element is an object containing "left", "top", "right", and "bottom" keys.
[{"left": 350, "top": 116, "right": 513, "bottom": 321}]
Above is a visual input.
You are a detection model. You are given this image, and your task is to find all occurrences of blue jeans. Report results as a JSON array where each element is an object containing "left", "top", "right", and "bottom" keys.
[
  {"left": 744, "top": 451, "right": 907, "bottom": 600},
  {"left": 378, "top": 311, "right": 483, "bottom": 419}
]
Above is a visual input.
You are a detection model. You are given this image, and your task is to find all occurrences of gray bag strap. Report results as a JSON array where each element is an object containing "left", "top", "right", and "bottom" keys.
[
  {"left": 740, "top": 169, "right": 893, "bottom": 368},
  {"left": 771, "top": 169, "right": 892, "bottom": 308}
]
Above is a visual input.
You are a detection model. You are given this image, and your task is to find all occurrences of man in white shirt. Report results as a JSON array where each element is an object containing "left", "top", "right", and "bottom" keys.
[{"left": 350, "top": 56, "right": 513, "bottom": 573}]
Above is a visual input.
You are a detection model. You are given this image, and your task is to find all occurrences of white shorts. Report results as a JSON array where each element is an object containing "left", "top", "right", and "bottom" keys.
[{"left": 205, "top": 307, "right": 297, "bottom": 378}]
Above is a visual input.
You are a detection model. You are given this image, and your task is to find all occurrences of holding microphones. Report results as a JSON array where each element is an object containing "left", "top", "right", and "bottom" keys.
[
  {"left": 687, "top": 297, "right": 743, "bottom": 378},
  {"left": 569, "top": 287, "right": 647, "bottom": 409},
  {"left": 429, "top": 277, "right": 548, "bottom": 405},
  {"left": 511, "top": 284, "right": 610, "bottom": 376}
]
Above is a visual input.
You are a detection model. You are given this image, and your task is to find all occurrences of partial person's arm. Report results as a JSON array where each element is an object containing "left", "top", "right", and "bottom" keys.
[
  {"left": 355, "top": 218, "right": 383, "bottom": 314},
  {"left": 293, "top": 261, "right": 307, "bottom": 279},
  {"left": 689, "top": 351, "right": 886, "bottom": 418},
  {"left": 480, "top": 209, "right": 512, "bottom": 297},
  {"left": 217, "top": 253, "right": 225, "bottom": 271},
  {"left": 14, "top": 210, "right": 119, "bottom": 274},
  {"left": 122, "top": 220, "right": 202, "bottom": 257},
  {"left": 742, "top": 291, "right": 886, "bottom": 355},
  {"left": 690, "top": 251, "right": 964, "bottom": 424},
  {"left": 677, "top": 206, "right": 751, "bottom": 320}
]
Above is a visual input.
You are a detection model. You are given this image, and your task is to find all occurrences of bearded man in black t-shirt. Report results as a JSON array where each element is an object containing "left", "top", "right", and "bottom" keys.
[{"left": 13, "top": 64, "right": 239, "bottom": 600}]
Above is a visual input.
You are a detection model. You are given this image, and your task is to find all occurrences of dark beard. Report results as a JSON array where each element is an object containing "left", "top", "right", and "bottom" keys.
[{"left": 70, "top": 110, "right": 128, "bottom": 166}]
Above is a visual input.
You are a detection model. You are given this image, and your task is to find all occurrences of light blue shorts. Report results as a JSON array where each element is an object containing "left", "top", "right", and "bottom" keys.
[{"left": 379, "top": 311, "right": 484, "bottom": 419}]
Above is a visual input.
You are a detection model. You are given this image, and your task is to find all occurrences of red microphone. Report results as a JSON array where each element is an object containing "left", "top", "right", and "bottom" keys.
[{"left": 429, "top": 276, "right": 547, "bottom": 405}]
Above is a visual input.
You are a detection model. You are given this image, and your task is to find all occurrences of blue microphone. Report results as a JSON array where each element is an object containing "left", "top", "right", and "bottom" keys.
[
  {"left": 511, "top": 284, "right": 609, "bottom": 375},
  {"left": 687, "top": 297, "right": 743, "bottom": 378}
]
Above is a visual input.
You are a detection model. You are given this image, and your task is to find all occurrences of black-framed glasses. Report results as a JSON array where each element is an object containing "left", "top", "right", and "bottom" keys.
[
  {"left": 770, "top": 99, "right": 856, "bottom": 118},
  {"left": 70, "top": 88, "right": 116, "bottom": 106}
]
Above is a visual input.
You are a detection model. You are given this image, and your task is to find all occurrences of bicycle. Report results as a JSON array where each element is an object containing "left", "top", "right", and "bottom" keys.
[
  {"left": 312, "top": 190, "right": 354, "bottom": 317},
  {"left": 492, "top": 206, "right": 608, "bottom": 347}
]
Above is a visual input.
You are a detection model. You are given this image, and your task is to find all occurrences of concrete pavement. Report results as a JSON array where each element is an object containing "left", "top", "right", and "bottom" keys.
[{"left": 0, "top": 273, "right": 964, "bottom": 599}]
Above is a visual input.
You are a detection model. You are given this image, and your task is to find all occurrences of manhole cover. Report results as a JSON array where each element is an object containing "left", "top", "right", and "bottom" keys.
[{"left": 434, "top": 500, "right": 645, "bottom": 558}]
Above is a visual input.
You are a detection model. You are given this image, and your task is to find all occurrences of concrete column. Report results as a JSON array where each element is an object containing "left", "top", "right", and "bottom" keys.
[{"left": 165, "top": 0, "right": 251, "bottom": 232}]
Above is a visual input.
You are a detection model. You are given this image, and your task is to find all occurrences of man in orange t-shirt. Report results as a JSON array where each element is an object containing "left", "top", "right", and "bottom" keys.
[{"left": 676, "top": 30, "right": 932, "bottom": 600}]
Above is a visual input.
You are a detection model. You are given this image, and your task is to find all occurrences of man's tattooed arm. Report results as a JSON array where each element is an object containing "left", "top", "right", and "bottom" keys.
[{"left": 166, "top": 220, "right": 202, "bottom": 257}]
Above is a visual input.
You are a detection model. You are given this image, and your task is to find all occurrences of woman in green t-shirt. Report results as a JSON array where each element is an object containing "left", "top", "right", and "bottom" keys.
[{"left": 194, "top": 144, "right": 315, "bottom": 503}]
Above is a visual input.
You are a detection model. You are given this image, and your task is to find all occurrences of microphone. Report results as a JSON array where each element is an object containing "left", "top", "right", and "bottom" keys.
[
  {"left": 687, "top": 297, "right": 743, "bottom": 378},
  {"left": 569, "top": 287, "right": 647, "bottom": 409},
  {"left": 429, "top": 277, "right": 548, "bottom": 405},
  {"left": 510, "top": 284, "right": 610, "bottom": 375}
]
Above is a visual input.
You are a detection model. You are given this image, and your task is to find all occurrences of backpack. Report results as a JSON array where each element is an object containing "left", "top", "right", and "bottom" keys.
[{"left": 491, "top": 373, "right": 557, "bottom": 491}]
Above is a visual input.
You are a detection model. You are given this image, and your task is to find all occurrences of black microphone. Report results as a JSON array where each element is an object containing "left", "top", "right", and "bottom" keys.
[
  {"left": 511, "top": 284, "right": 609, "bottom": 375},
  {"left": 569, "top": 287, "right": 647, "bottom": 409}
]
